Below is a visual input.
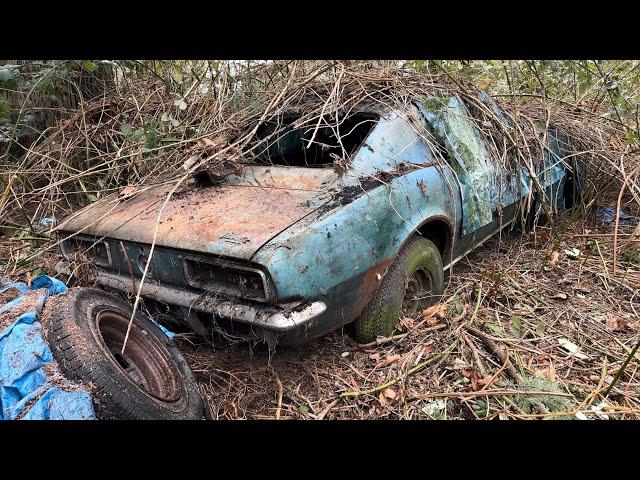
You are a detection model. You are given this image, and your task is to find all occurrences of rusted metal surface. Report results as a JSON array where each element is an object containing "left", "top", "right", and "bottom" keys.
[
  {"left": 97, "top": 310, "right": 182, "bottom": 401},
  {"left": 56, "top": 261, "right": 326, "bottom": 333},
  {"left": 57, "top": 95, "right": 577, "bottom": 346},
  {"left": 58, "top": 166, "right": 336, "bottom": 260}
]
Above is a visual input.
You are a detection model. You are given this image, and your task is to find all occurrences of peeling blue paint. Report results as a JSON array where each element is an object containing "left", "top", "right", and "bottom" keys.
[
  {"left": 419, "top": 95, "right": 496, "bottom": 233},
  {"left": 58, "top": 92, "right": 579, "bottom": 345}
]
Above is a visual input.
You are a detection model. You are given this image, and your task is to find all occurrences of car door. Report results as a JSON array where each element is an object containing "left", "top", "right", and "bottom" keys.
[{"left": 417, "top": 95, "right": 503, "bottom": 237}]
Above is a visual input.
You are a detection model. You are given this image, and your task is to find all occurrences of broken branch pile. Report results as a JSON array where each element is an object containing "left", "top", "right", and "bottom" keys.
[
  {"left": 1, "top": 60, "right": 639, "bottom": 419},
  {"left": 4, "top": 61, "right": 637, "bottom": 232}
]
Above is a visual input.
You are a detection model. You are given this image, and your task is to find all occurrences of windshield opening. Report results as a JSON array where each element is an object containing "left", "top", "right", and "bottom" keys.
[{"left": 251, "top": 112, "right": 379, "bottom": 168}]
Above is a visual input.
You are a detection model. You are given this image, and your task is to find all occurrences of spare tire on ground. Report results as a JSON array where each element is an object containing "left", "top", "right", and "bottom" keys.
[{"left": 46, "top": 288, "right": 203, "bottom": 420}]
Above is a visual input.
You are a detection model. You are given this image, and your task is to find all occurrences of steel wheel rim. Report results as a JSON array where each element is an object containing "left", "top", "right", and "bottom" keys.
[
  {"left": 96, "top": 311, "right": 182, "bottom": 402},
  {"left": 402, "top": 267, "right": 434, "bottom": 317}
]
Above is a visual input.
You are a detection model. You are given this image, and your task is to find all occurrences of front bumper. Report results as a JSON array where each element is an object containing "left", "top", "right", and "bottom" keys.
[{"left": 55, "top": 261, "right": 326, "bottom": 333}]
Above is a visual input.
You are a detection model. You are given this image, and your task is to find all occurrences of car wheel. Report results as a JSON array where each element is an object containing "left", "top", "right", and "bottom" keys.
[
  {"left": 46, "top": 288, "right": 203, "bottom": 420},
  {"left": 354, "top": 236, "right": 444, "bottom": 344}
]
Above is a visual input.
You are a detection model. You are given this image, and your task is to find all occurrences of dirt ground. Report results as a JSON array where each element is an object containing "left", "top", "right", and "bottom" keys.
[
  {"left": 177, "top": 213, "right": 640, "bottom": 420},
  {"left": 3, "top": 210, "right": 638, "bottom": 420}
]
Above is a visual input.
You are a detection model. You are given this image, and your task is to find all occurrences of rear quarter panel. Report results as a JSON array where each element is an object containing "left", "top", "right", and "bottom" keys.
[
  {"left": 253, "top": 164, "right": 460, "bottom": 306},
  {"left": 251, "top": 106, "right": 462, "bottom": 341}
]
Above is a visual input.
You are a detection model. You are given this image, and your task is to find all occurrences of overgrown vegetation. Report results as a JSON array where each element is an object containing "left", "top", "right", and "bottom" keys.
[
  {"left": 2, "top": 61, "right": 638, "bottom": 229},
  {"left": 1, "top": 60, "right": 639, "bottom": 419}
]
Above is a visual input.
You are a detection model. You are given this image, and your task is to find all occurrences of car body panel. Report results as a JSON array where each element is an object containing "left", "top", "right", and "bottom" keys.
[
  {"left": 56, "top": 93, "right": 577, "bottom": 345},
  {"left": 57, "top": 166, "right": 337, "bottom": 260},
  {"left": 253, "top": 166, "right": 459, "bottom": 302},
  {"left": 418, "top": 95, "right": 566, "bottom": 234}
]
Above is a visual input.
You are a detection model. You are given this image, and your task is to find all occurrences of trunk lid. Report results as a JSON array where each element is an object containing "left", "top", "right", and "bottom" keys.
[{"left": 57, "top": 166, "right": 336, "bottom": 260}]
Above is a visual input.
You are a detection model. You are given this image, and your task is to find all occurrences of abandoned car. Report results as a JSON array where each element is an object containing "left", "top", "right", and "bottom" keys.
[{"left": 55, "top": 93, "right": 582, "bottom": 349}]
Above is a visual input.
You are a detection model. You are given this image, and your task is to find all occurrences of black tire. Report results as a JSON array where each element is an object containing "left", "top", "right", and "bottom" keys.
[
  {"left": 354, "top": 236, "right": 444, "bottom": 344},
  {"left": 46, "top": 288, "right": 203, "bottom": 420}
]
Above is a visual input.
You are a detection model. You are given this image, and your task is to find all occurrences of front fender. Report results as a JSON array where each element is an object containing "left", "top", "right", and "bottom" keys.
[{"left": 254, "top": 165, "right": 459, "bottom": 305}]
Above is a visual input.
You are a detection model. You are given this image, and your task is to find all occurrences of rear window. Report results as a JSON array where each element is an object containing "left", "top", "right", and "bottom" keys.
[{"left": 251, "top": 112, "right": 378, "bottom": 167}]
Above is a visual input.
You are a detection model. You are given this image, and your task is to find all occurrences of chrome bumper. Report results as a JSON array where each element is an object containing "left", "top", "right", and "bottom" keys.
[{"left": 55, "top": 261, "right": 326, "bottom": 332}]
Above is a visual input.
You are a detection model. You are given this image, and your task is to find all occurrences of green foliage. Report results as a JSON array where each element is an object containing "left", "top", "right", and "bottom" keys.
[
  {"left": 0, "top": 65, "right": 22, "bottom": 90},
  {"left": 5, "top": 60, "right": 635, "bottom": 159},
  {"left": 410, "top": 60, "right": 640, "bottom": 144},
  {"left": 510, "top": 315, "right": 523, "bottom": 337},
  {"left": 513, "top": 376, "right": 574, "bottom": 418},
  {"left": 2, "top": 59, "right": 639, "bottom": 221},
  {"left": 120, "top": 121, "right": 162, "bottom": 158},
  {"left": 0, "top": 99, "right": 11, "bottom": 121},
  {"left": 473, "top": 398, "right": 488, "bottom": 417},
  {"left": 0, "top": 61, "right": 91, "bottom": 150},
  {"left": 81, "top": 60, "right": 98, "bottom": 73}
]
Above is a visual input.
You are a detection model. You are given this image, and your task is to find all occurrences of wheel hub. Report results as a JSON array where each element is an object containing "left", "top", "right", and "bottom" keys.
[
  {"left": 402, "top": 267, "right": 434, "bottom": 317},
  {"left": 96, "top": 311, "right": 182, "bottom": 402}
]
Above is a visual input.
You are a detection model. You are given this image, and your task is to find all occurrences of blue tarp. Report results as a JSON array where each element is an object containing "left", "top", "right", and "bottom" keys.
[
  {"left": 0, "top": 275, "right": 96, "bottom": 420},
  {"left": 596, "top": 206, "right": 639, "bottom": 225}
]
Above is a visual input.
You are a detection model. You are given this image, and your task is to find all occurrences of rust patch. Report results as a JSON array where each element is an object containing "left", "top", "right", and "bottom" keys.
[
  {"left": 356, "top": 257, "right": 394, "bottom": 310},
  {"left": 57, "top": 179, "right": 331, "bottom": 260},
  {"left": 227, "top": 165, "right": 335, "bottom": 191}
]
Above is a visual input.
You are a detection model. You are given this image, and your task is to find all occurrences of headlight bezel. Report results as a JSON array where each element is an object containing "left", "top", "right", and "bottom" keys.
[
  {"left": 182, "top": 254, "right": 273, "bottom": 302},
  {"left": 59, "top": 233, "right": 275, "bottom": 303},
  {"left": 60, "top": 234, "right": 113, "bottom": 268}
]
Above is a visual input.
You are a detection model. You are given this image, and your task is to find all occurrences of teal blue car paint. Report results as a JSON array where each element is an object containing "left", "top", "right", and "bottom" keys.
[{"left": 56, "top": 93, "right": 580, "bottom": 345}]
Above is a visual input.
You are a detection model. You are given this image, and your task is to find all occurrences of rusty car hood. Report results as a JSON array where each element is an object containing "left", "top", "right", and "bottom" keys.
[{"left": 57, "top": 166, "right": 337, "bottom": 260}]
